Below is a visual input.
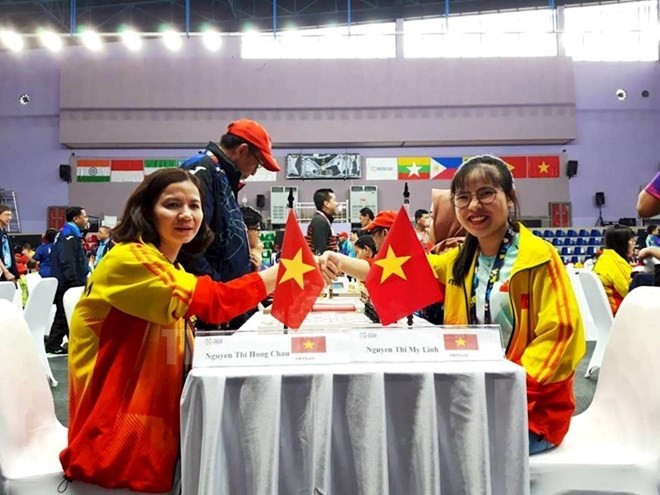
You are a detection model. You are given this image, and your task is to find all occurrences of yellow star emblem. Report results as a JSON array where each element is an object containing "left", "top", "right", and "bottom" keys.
[
  {"left": 303, "top": 340, "right": 315, "bottom": 350},
  {"left": 374, "top": 246, "right": 411, "bottom": 283},
  {"left": 279, "top": 249, "right": 315, "bottom": 289},
  {"left": 538, "top": 161, "right": 550, "bottom": 174},
  {"left": 455, "top": 337, "right": 466, "bottom": 347}
]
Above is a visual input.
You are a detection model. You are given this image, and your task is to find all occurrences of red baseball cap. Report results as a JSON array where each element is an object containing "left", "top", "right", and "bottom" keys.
[
  {"left": 226, "top": 119, "right": 280, "bottom": 172},
  {"left": 364, "top": 210, "right": 397, "bottom": 232}
]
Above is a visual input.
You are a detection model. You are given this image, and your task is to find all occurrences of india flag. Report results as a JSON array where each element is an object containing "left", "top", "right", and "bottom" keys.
[
  {"left": 111, "top": 160, "right": 144, "bottom": 182},
  {"left": 76, "top": 160, "right": 110, "bottom": 182},
  {"left": 144, "top": 159, "right": 180, "bottom": 176}
]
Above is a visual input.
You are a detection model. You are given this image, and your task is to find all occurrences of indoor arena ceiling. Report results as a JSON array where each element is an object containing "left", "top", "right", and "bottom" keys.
[{"left": 0, "top": 0, "right": 615, "bottom": 33}]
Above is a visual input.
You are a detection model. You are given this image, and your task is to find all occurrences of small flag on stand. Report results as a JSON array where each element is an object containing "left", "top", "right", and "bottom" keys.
[
  {"left": 364, "top": 206, "right": 442, "bottom": 325},
  {"left": 271, "top": 210, "right": 326, "bottom": 330},
  {"left": 291, "top": 336, "right": 327, "bottom": 353},
  {"left": 443, "top": 334, "right": 479, "bottom": 350}
]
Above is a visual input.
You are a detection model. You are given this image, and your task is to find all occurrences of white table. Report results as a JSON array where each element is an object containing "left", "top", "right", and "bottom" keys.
[{"left": 180, "top": 360, "right": 529, "bottom": 495}]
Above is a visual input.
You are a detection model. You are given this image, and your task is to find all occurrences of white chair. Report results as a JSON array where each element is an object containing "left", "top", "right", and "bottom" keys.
[
  {"left": 22, "top": 278, "right": 59, "bottom": 387},
  {"left": 0, "top": 300, "right": 171, "bottom": 495},
  {"left": 63, "top": 286, "right": 85, "bottom": 327},
  {"left": 24, "top": 272, "right": 42, "bottom": 296},
  {"left": 530, "top": 287, "right": 660, "bottom": 495},
  {"left": 0, "top": 281, "right": 16, "bottom": 302},
  {"left": 567, "top": 270, "right": 597, "bottom": 342},
  {"left": 578, "top": 270, "right": 614, "bottom": 378}
]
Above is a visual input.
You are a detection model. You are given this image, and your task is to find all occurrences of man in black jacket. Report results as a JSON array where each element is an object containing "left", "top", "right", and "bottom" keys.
[
  {"left": 306, "top": 188, "right": 339, "bottom": 255},
  {"left": 47, "top": 206, "right": 89, "bottom": 354},
  {"left": 0, "top": 204, "right": 18, "bottom": 282}
]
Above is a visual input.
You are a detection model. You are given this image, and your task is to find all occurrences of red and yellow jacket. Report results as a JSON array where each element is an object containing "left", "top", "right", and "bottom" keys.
[
  {"left": 428, "top": 225, "right": 585, "bottom": 446},
  {"left": 61, "top": 242, "right": 266, "bottom": 492},
  {"left": 593, "top": 248, "right": 631, "bottom": 315}
]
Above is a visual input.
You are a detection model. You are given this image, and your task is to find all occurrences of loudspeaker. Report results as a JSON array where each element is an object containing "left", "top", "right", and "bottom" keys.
[
  {"left": 567, "top": 160, "right": 578, "bottom": 178},
  {"left": 59, "top": 164, "right": 71, "bottom": 183},
  {"left": 595, "top": 192, "right": 605, "bottom": 207},
  {"left": 256, "top": 194, "right": 266, "bottom": 209}
]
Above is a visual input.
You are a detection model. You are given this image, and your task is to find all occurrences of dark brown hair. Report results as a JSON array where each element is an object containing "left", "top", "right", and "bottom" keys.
[
  {"left": 604, "top": 224, "right": 634, "bottom": 261},
  {"left": 451, "top": 155, "right": 520, "bottom": 285},
  {"left": 113, "top": 168, "right": 213, "bottom": 255}
]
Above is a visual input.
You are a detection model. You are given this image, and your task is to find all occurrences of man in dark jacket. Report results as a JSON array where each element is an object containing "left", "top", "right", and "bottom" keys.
[
  {"left": 46, "top": 206, "right": 89, "bottom": 354},
  {"left": 306, "top": 188, "right": 339, "bottom": 255},
  {"left": 0, "top": 204, "right": 18, "bottom": 282},
  {"left": 179, "top": 119, "right": 280, "bottom": 329}
]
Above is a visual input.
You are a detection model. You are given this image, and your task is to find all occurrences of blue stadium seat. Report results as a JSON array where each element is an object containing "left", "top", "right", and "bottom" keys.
[
  {"left": 590, "top": 229, "right": 602, "bottom": 237},
  {"left": 588, "top": 237, "right": 600, "bottom": 246},
  {"left": 544, "top": 230, "right": 554, "bottom": 238},
  {"left": 586, "top": 246, "right": 596, "bottom": 256},
  {"left": 555, "top": 229, "right": 566, "bottom": 237},
  {"left": 564, "top": 238, "right": 575, "bottom": 246},
  {"left": 533, "top": 230, "right": 543, "bottom": 237},
  {"left": 552, "top": 238, "right": 562, "bottom": 246},
  {"left": 570, "top": 256, "right": 579, "bottom": 264},
  {"left": 574, "top": 247, "right": 584, "bottom": 256},
  {"left": 579, "top": 229, "right": 589, "bottom": 237},
  {"left": 567, "top": 229, "right": 578, "bottom": 237},
  {"left": 576, "top": 238, "right": 586, "bottom": 246},
  {"left": 561, "top": 247, "right": 571, "bottom": 256}
]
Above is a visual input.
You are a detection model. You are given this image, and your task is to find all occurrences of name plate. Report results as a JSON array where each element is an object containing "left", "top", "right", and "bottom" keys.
[
  {"left": 193, "top": 333, "right": 351, "bottom": 368},
  {"left": 350, "top": 326, "right": 503, "bottom": 362}
]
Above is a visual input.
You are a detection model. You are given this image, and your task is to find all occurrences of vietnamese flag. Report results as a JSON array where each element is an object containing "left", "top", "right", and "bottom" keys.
[
  {"left": 501, "top": 156, "right": 528, "bottom": 179},
  {"left": 364, "top": 206, "right": 442, "bottom": 325},
  {"left": 527, "top": 156, "right": 559, "bottom": 178},
  {"left": 271, "top": 210, "right": 325, "bottom": 329},
  {"left": 443, "top": 334, "right": 479, "bottom": 350},
  {"left": 291, "top": 336, "right": 327, "bottom": 353},
  {"left": 398, "top": 157, "right": 430, "bottom": 180}
]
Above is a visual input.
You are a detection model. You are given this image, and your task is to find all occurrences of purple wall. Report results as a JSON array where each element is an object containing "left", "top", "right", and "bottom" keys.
[{"left": 1, "top": 46, "right": 659, "bottom": 232}]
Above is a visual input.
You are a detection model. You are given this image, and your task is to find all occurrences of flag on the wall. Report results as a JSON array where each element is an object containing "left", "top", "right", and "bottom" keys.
[
  {"left": 528, "top": 156, "right": 559, "bottom": 178},
  {"left": 398, "top": 157, "right": 430, "bottom": 180},
  {"left": 501, "top": 156, "right": 528, "bottom": 179},
  {"left": 111, "top": 160, "right": 144, "bottom": 182},
  {"left": 76, "top": 160, "right": 111, "bottom": 183},
  {"left": 144, "top": 159, "right": 179, "bottom": 175},
  {"left": 430, "top": 157, "right": 462, "bottom": 180}
]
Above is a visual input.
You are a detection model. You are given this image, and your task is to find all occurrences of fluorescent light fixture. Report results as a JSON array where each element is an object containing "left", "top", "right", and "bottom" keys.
[
  {"left": 39, "top": 30, "right": 63, "bottom": 52},
  {"left": 1, "top": 31, "right": 24, "bottom": 52},
  {"left": 162, "top": 29, "right": 182, "bottom": 51},
  {"left": 81, "top": 29, "right": 102, "bottom": 51},
  {"left": 121, "top": 29, "right": 142, "bottom": 51},
  {"left": 202, "top": 29, "right": 222, "bottom": 52}
]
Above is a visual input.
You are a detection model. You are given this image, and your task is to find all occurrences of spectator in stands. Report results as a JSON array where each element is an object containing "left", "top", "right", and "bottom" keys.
[
  {"left": 358, "top": 207, "right": 374, "bottom": 231},
  {"left": 593, "top": 225, "right": 635, "bottom": 315},
  {"left": 354, "top": 235, "right": 377, "bottom": 260},
  {"left": 46, "top": 206, "right": 90, "bottom": 355},
  {"left": 93, "top": 225, "right": 114, "bottom": 268},
  {"left": 362, "top": 210, "right": 397, "bottom": 251},
  {"left": 0, "top": 204, "right": 18, "bottom": 283},
  {"left": 318, "top": 154, "right": 585, "bottom": 455},
  {"left": 306, "top": 188, "right": 339, "bottom": 254},
  {"left": 645, "top": 224, "right": 660, "bottom": 247},
  {"left": 637, "top": 171, "right": 660, "bottom": 218},
  {"left": 179, "top": 119, "right": 280, "bottom": 329},
  {"left": 61, "top": 169, "right": 280, "bottom": 493},
  {"left": 14, "top": 246, "right": 28, "bottom": 277},
  {"left": 33, "top": 228, "right": 57, "bottom": 277},
  {"left": 414, "top": 208, "right": 432, "bottom": 251}
]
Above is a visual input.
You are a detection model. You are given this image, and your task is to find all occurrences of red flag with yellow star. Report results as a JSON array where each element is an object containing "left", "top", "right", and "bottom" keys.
[
  {"left": 271, "top": 210, "right": 325, "bottom": 329},
  {"left": 527, "top": 156, "right": 559, "bottom": 178},
  {"left": 364, "top": 206, "right": 443, "bottom": 325}
]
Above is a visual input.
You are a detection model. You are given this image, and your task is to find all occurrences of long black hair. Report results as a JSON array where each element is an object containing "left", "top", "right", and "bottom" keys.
[
  {"left": 451, "top": 155, "right": 520, "bottom": 285},
  {"left": 604, "top": 224, "right": 634, "bottom": 261},
  {"left": 113, "top": 168, "right": 213, "bottom": 255}
]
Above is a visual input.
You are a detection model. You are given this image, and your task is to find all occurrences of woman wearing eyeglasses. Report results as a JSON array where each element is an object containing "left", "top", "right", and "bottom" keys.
[{"left": 319, "top": 155, "right": 585, "bottom": 455}]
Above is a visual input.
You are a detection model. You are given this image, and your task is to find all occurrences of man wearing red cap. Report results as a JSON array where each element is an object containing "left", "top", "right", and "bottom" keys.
[
  {"left": 363, "top": 209, "right": 398, "bottom": 251},
  {"left": 179, "top": 119, "right": 280, "bottom": 328}
]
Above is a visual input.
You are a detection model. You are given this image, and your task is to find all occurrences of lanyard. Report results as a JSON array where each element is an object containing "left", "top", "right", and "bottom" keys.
[{"left": 469, "top": 226, "right": 515, "bottom": 325}]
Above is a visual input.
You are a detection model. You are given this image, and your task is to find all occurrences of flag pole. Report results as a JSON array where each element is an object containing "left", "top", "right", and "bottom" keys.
[
  {"left": 403, "top": 183, "right": 414, "bottom": 327},
  {"left": 282, "top": 188, "right": 296, "bottom": 334}
]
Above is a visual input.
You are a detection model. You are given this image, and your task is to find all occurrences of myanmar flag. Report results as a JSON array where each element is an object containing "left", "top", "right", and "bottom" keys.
[
  {"left": 364, "top": 206, "right": 442, "bottom": 325},
  {"left": 111, "top": 159, "right": 144, "bottom": 182},
  {"left": 398, "top": 157, "right": 430, "bottom": 180},
  {"left": 76, "top": 160, "right": 110, "bottom": 182},
  {"left": 271, "top": 210, "right": 326, "bottom": 329},
  {"left": 430, "top": 157, "right": 462, "bottom": 180},
  {"left": 527, "top": 156, "right": 559, "bottom": 178},
  {"left": 144, "top": 159, "right": 180, "bottom": 175},
  {"left": 501, "top": 156, "right": 527, "bottom": 179}
]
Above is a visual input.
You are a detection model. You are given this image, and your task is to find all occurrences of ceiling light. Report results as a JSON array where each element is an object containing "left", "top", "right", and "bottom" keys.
[
  {"left": 121, "top": 29, "right": 142, "bottom": 51},
  {"left": 81, "top": 29, "right": 102, "bottom": 51},
  {"left": 162, "top": 29, "right": 182, "bottom": 51},
  {"left": 202, "top": 29, "right": 222, "bottom": 52},
  {"left": 39, "top": 30, "right": 63, "bottom": 52},
  {"left": 1, "top": 31, "right": 24, "bottom": 52}
]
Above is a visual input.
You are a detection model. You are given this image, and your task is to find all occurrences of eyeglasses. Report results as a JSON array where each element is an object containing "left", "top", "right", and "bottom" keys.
[
  {"left": 250, "top": 148, "right": 264, "bottom": 169},
  {"left": 452, "top": 187, "right": 499, "bottom": 209},
  {"left": 247, "top": 226, "right": 261, "bottom": 232}
]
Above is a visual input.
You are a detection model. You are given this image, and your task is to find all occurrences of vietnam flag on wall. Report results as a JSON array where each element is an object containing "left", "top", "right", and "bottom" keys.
[
  {"left": 430, "top": 157, "right": 462, "bottom": 180},
  {"left": 527, "top": 156, "right": 559, "bottom": 178},
  {"left": 364, "top": 207, "right": 442, "bottom": 325},
  {"left": 398, "top": 157, "right": 430, "bottom": 180},
  {"left": 501, "top": 156, "right": 528, "bottom": 179},
  {"left": 271, "top": 210, "right": 325, "bottom": 329}
]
